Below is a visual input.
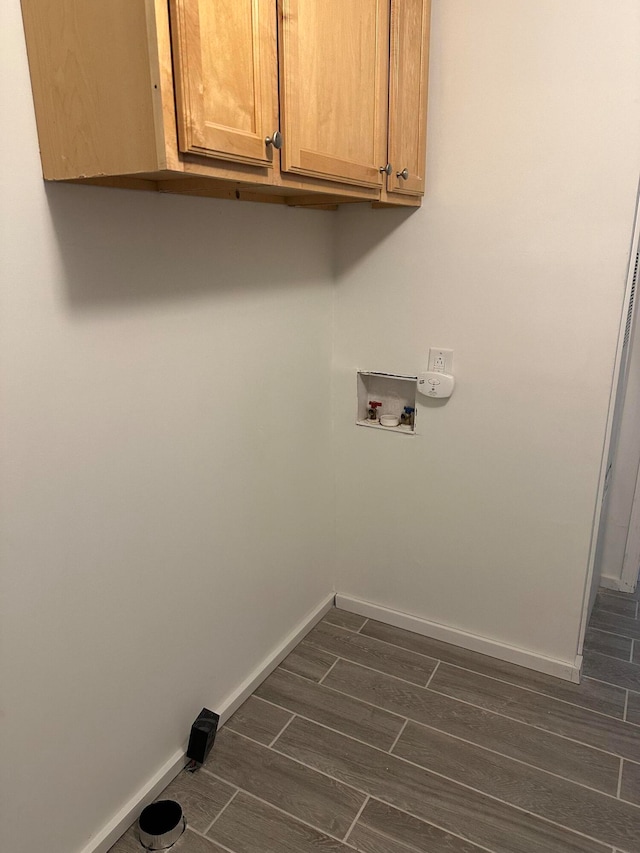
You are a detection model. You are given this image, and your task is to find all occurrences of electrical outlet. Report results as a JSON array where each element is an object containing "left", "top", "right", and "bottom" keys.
[{"left": 428, "top": 348, "right": 453, "bottom": 374}]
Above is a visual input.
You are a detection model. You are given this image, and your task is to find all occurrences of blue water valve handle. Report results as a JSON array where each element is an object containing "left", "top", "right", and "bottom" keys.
[{"left": 404, "top": 406, "right": 415, "bottom": 414}]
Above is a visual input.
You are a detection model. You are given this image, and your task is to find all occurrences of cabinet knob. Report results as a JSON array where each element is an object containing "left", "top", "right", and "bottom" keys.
[
  {"left": 397, "top": 168, "right": 409, "bottom": 180},
  {"left": 265, "top": 130, "right": 283, "bottom": 150},
  {"left": 379, "top": 163, "right": 392, "bottom": 176}
]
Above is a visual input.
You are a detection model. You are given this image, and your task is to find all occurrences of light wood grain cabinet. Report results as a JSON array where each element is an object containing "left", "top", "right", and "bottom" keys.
[
  {"left": 279, "top": 0, "right": 389, "bottom": 189},
  {"left": 385, "top": 0, "right": 431, "bottom": 198},
  {"left": 170, "top": 0, "right": 279, "bottom": 168},
  {"left": 20, "top": 0, "right": 431, "bottom": 209}
]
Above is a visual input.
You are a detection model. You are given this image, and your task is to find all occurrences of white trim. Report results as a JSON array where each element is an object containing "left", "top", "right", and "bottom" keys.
[
  {"left": 79, "top": 592, "right": 335, "bottom": 853},
  {"left": 77, "top": 749, "right": 186, "bottom": 853},
  {"left": 336, "top": 594, "right": 582, "bottom": 683},
  {"left": 599, "top": 574, "right": 628, "bottom": 593},
  {"left": 578, "top": 181, "right": 640, "bottom": 643},
  {"left": 214, "top": 593, "right": 335, "bottom": 723},
  {"left": 621, "top": 453, "right": 640, "bottom": 592}
]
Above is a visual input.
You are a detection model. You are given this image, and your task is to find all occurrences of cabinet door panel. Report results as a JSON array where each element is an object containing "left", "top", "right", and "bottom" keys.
[
  {"left": 387, "top": 0, "right": 430, "bottom": 195},
  {"left": 279, "top": 0, "right": 389, "bottom": 188},
  {"left": 170, "top": 0, "right": 278, "bottom": 166}
]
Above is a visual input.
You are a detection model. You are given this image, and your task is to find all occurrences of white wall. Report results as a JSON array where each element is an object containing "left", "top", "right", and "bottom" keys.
[
  {"left": 0, "top": 4, "right": 334, "bottom": 853},
  {"left": 333, "top": 0, "right": 640, "bottom": 666}
]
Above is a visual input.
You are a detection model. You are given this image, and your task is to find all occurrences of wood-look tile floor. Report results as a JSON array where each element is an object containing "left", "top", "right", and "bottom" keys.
[{"left": 110, "top": 593, "right": 640, "bottom": 853}]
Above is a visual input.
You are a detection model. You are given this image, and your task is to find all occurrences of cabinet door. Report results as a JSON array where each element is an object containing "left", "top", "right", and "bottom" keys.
[
  {"left": 387, "top": 0, "right": 430, "bottom": 195},
  {"left": 170, "top": 0, "right": 279, "bottom": 167},
  {"left": 279, "top": 0, "right": 389, "bottom": 188}
]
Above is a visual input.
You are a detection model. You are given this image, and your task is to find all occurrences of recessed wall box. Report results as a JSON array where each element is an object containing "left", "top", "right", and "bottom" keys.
[{"left": 356, "top": 372, "right": 418, "bottom": 435}]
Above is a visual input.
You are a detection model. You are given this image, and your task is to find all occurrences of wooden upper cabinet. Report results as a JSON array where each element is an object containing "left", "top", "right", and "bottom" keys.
[
  {"left": 386, "top": 0, "right": 431, "bottom": 196},
  {"left": 19, "top": 0, "right": 431, "bottom": 207},
  {"left": 278, "top": 0, "right": 390, "bottom": 188},
  {"left": 170, "top": 0, "right": 279, "bottom": 167}
]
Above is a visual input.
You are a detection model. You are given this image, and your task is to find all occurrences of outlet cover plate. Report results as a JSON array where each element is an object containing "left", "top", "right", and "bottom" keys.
[{"left": 428, "top": 348, "right": 453, "bottom": 374}]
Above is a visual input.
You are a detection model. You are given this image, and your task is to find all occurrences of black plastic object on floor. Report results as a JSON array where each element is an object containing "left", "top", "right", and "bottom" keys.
[
  {"left": 186, "top": 707, "right": 220, "bottom": 765},
  {"left": 138, "top": 800, "right": 185, "bottom": 851}
]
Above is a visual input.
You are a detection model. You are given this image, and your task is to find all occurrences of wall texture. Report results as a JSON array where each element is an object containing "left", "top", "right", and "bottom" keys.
[
  {"left": 0, "top": 4, "right": 334, "bottom": 853},
  {"left": 333, "top": 0, "right": 640, "bottom": 666},
  {"left": 3, "top": 1, "right": 640, "bottom": 852}
]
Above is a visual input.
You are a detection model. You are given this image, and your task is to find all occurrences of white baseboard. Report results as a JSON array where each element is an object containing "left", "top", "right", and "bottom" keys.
[
  {"left": 335, "top": 594, "right": 583, "bottom": 684},
  {"left": 599, "top": 574, "right": 636, "bottom": 593},
  {"left": 215, "top": 592, "right": 335, "bottom": 724},
  {"left": 78, "top": 749, "right": 187, "bottom": 853},
  {"left": 80, "top": 592, "right": 335, "bottom": 853}
]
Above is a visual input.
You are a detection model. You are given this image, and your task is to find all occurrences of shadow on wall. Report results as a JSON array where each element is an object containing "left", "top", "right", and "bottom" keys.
[
  {"left": 44, "top": 182, "right": 334, "bottom": 310},
  {"left": 334, "top": 203, "right": 417, "bottom": 277}
]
